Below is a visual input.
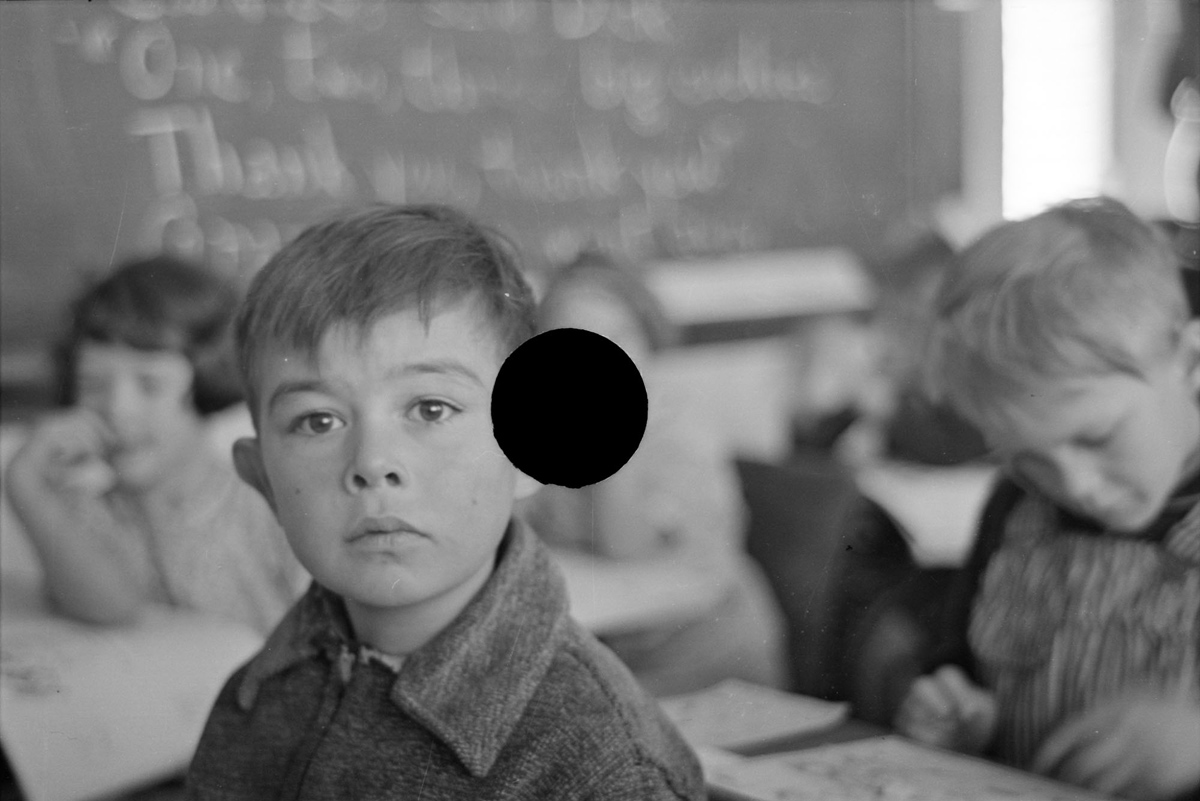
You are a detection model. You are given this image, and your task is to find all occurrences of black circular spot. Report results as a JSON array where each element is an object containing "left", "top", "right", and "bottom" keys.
[{"left": 492, "top": 328, "right": 648, "bottom": 488}]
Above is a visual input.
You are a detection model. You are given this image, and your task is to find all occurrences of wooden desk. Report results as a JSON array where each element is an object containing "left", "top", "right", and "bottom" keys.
[
  {"left": 0, "top": 573, "right": 262, "bottom": 801},
  {"left": 664, "top": 681, "right": 1114, "bottom": 801},
  {"left": 551, "top": 549, "right": 724, "bottom": 636}
]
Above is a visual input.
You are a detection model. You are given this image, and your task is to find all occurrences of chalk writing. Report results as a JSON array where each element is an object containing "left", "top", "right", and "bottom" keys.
[
  {"left": 4, "top": 0, "right": 960, "bottom": 351},
  {"left": 128, "top": 105, "right": 356, "bottom": 199},
  {"left": 120, "top": 21, "right": 252, "bottom": 103},
  {"left": 70, "top": 1, "right": 849, "bottom": 271},
  {"left": 423, "top": 0, "right": 538, "bottom": 34},
  {"left": 400, "top": 35, "right": 526, "bottom": 113},
  {"left": 97, "top": 1, "right": 844, "bottom": 273},
  {"left": 120, "top": 22, "right": 177, "bottom": 100},
  {"left": 580, "top": 41, "right": 670, "bottom": 136},
  {"left": 668, "top": 31, "right": 833, "bottom": 106},
  {"left": 283, "top": 22, "right": 389, "bottom": 105},
  {"left": 371, "top": 149, "right": 483, "bottom": 207},
  {"left": 139, "top": 192, "right": 294, "bottom": 277},
  {"left": 479, "top": 123, "right": 625, "bottom": 203},
  {"left": 632, "top": 135, "right": 729, "bottom": 199},
  {"left": 551, "top": 0, "right": 674, "bottom": 43}
]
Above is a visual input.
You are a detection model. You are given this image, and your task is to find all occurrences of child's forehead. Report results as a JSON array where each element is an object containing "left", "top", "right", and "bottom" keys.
[
  {"left": 975, "top": 373, "right": 1133, "bottom": 445},
  {"left": 76, "top": 340, "right": 191, "bottom": 377},
  {"left": 261, "top": 300, "right": 506, "bottom": 370}
]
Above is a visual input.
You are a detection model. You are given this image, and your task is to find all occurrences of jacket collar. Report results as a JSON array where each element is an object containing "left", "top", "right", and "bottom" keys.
[{"left": 235, "top": 517, "right": 571, "bottom": 778}]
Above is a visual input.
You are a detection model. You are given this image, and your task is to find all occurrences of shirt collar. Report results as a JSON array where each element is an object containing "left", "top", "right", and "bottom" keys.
[{"left": 235, "top": 517, "right": 571, "bottom": 778}]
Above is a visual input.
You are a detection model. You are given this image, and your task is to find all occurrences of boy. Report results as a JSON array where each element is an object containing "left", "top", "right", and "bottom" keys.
[
  {"left": 894, "top": 197, "right": 1200, "bottom": 801},
  {"left": 186, "top": 205, "right": 705, "bottom": 799}
]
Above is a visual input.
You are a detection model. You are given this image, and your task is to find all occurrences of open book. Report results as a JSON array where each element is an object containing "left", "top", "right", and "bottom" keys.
[{"left": 699, "top": 735, "right": 1114, "bottom": 801}]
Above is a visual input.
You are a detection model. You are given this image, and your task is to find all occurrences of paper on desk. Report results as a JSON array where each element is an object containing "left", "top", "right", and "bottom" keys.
[
  {"left": 0, "top": 573, "right": 263, "bottom": 801},
  {"left": 701, "top": 735, "right": 1113, "bottom": 801},
  {"left": 659, "top": 679, "right": 849, "bottom": 751}
]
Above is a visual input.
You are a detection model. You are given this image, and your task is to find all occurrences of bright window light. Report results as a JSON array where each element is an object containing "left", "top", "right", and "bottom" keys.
[{"left": 1002, "top": 0, "right": 1113, "bottom": 219}]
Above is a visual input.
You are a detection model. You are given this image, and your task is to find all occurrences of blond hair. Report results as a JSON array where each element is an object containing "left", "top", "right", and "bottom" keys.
[{"left": 926, "top": 197, "right": 1187, "bottom": 426}]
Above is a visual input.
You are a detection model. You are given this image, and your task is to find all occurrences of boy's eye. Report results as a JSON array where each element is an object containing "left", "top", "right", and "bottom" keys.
[
  {"left": 292, "top": 411, "right": 344, "bottom": 435},
  {"left": 410, "top": 399, "right": 459, "bottom": 424}
]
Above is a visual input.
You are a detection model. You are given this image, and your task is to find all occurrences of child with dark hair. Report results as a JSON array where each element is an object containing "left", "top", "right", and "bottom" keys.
[
  {"left": 893, "top": 198, "right": 1200, "bottom": 801},
  {"left": 187, "top": 206, "right": 704, "bottom": 799},
  {"left": 523, "top": 250, "right": 788, "bottom": 697},
  {"left": 6, "top": 256, "right": 306, "bottom": 633}
]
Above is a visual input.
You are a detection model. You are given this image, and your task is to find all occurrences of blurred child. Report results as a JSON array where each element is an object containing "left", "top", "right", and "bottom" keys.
[
  {"left": 521, "top": 251, "right": 788, "bottom": 697},
  {"left": 786, "top": 231, "right": 987, "bottom": 467},
  {"left": 893, "top": 198, "right": 1200, "bottom": 801},
  {"left": 5, "top": 256, "right": 305, "bottom": 634},
  {"left": 785, "top": 308, "right": 890, "bottom": 465},
  {"left": 186, "top": 206, "right": 705, "bottom": 798}
]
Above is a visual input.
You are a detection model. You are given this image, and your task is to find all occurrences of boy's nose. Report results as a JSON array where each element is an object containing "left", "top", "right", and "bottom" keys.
[
  {"left": 344, "top": 429, "right": 407, "bottom": 492},
  {"left": 1054, "top": 452, "right": 1104, "bottom": 509},
  {"left": 349, "top": 466, "right": 403, "bottom": 490}
]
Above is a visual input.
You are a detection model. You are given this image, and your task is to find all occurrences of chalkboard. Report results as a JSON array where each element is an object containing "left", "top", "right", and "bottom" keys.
[{"left": 0, "top": 0, "right": 962, "bottom": 366}]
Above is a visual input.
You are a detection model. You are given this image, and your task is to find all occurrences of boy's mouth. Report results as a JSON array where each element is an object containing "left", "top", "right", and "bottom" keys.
[{"left": 348, "top": 516, "right": 426, "bottom": 542}]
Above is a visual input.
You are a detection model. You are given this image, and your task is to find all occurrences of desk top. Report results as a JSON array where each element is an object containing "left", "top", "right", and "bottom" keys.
[
  {"left": 552, "top": 549, "right": 725, "bottom": 636},
  {"left": 703, "top": 732, "right": 1114, "bottom": 801},
  {"left": 0, "top": 573, "right": 263, "bottom": 801},
  {"left": 655, "top": 679, "right": 1112, "bottom": 801},
  {"left": 682, "top": 688, "right": 1114, "bottom": 801}
]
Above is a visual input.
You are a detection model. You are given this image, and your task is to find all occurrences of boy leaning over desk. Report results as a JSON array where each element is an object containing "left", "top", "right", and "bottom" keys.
[
  {"left": 894, "top": 197, "right": 1200, "bottom": 801},
  {"left": 185, "top": 204, "right": 705, "bottom": 799}
]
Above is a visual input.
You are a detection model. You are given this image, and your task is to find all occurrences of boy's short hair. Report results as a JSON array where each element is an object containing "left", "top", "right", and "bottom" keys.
[
  {"left": 57, "top": 255, "right": 243, "bottom": 415},
  {"left": 236, "top": 204, "right": 536, "bottom": 415},
  {"left": 927, "top": 197, "right": 1189, "bottom": 425},
  {"left": 536, "top": 250, "right": 678, "bottom": 352}
]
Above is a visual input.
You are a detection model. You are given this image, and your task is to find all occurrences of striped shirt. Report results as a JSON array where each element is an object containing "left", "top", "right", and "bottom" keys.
[{"left": 946, "top": 478, "right": 1200, "bottom": 768}]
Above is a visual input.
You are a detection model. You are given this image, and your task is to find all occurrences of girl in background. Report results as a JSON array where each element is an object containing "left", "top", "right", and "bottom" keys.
[
  {"left": 5, "top": 256, "right": 306, "bottom": 634},
  {"left": 521, "top": 251, "right": 788, "bottom": 697}
]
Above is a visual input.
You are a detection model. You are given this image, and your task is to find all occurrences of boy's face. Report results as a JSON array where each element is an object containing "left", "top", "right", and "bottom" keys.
[
  {"left": 75, "top": 341, "right": 202, "bottom": 489},
  {"left": 234, "top": 298, "right": 539, "bottom": 628},
  {"left": 980, "top": 323, "right": 1200, "bottom": 532}
]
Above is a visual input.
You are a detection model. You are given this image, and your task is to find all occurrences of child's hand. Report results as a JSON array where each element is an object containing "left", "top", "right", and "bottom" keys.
[
  {"left": 893, "top": 665, "right": 997, "bottom": 754},
  {"left": 15, "top": 409, "right": 117, "bottom": 496},
  {"left": 1032, "top": 691, "right": 1200, "bottom": 800}
]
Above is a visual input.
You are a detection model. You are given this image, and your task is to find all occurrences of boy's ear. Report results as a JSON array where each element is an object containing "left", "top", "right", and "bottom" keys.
[
  {"left": 512, "top": 468, "right": 543, "bottom": 502},
  {"left": 232, "top": 436, "right": 276, "bottom": 512}
]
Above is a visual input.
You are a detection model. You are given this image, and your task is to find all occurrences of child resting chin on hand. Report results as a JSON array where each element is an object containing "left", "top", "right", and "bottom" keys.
[{"left": 6, "top": 256, "right": 307, "bottom": 634}]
